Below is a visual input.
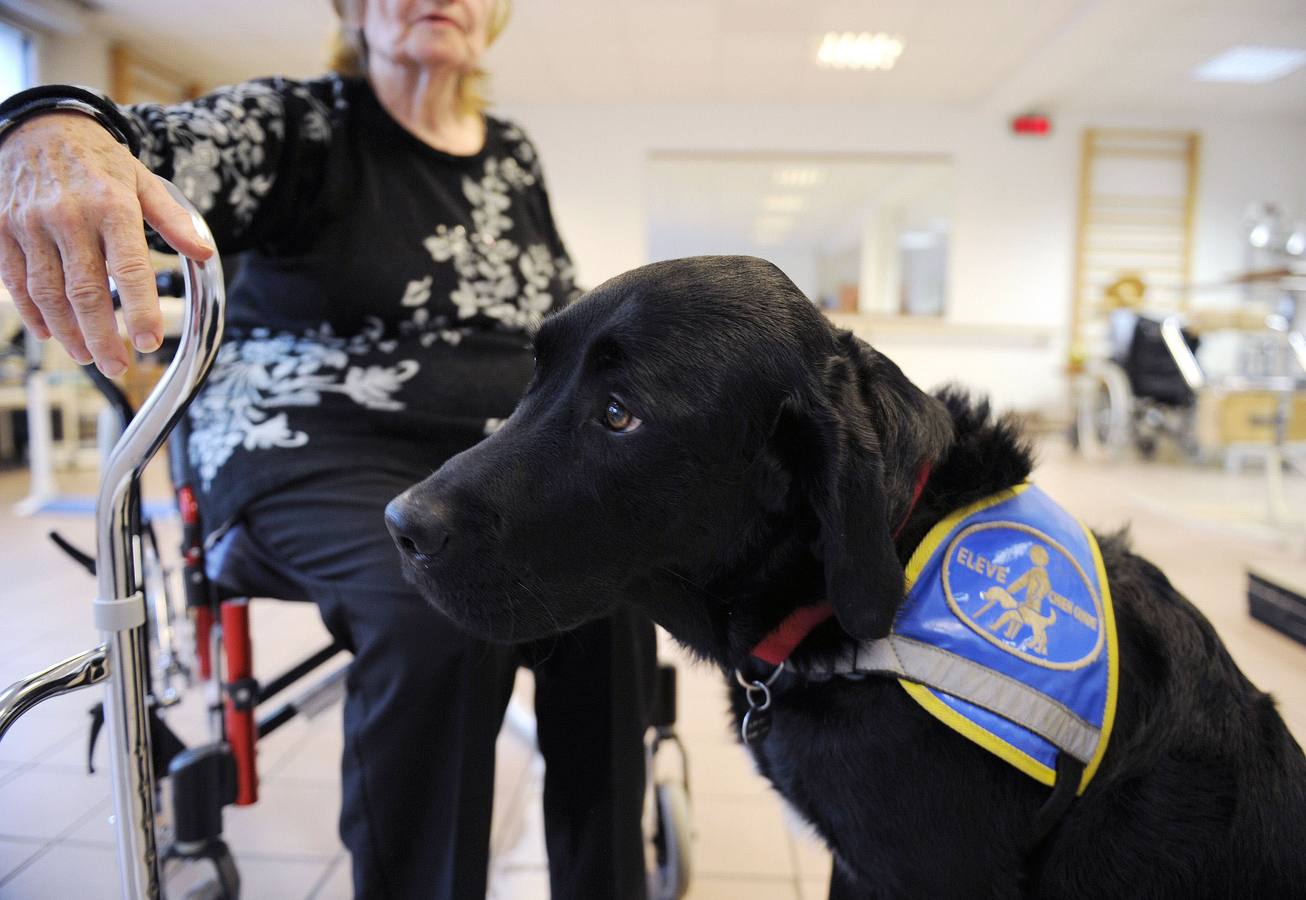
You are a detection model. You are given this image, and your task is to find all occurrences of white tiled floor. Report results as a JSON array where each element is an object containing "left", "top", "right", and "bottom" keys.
[{"left": 1, "top": 438, "right": 1304, "bottom": 899}]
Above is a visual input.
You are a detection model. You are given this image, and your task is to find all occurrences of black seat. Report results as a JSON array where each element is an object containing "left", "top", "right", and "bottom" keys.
[
  {"left": 164, "top": 383, "right": 310, "bottom": 606},
  {"left": 1123, "top": 316, "right": 1200, "bottom": 407},
  {"left": 205, "top": 523, "right": 310, "bottom": 604}
]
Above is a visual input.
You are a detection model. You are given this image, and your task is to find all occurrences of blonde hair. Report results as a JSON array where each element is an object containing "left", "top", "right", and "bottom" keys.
[{"left": 328, "top": 0, "right": 512, "bottom": 116}]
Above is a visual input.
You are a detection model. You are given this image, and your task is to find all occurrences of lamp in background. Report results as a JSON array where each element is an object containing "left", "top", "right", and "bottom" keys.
[
  {"left": 1243, "top": 203, "right": 1287, "bottom": 252},
  {"left": 1285, "top": 223, "right": 1306, "bottom": 258},
  {"left": 1241, "top": 203, "right": 1305, "bottom": 259}
]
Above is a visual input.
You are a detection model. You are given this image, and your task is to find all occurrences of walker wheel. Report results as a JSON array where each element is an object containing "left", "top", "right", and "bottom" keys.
[
  {"left": 648, "top": 780, "right": 692, "bottom": 900},
  {"left": 170, "top": 838, "right": 240, "bottom": 900},
  {"left": 1073, "top": 363, "right": 1134, "bottom": 461}
]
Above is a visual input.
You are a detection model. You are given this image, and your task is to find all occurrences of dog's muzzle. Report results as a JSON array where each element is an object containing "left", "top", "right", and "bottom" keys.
[{"left": 385, "top": 494, "right": 451, "bottom": 560}]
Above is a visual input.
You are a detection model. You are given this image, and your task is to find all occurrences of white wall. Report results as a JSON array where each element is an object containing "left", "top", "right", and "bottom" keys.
[
  {"left": 24, "top": 22, "right": 1306, "bottom": 416},
  {"left": 1189, "top": 123, "right": 1306, "bottom": 292},
  {"left": 751, "top": 245, "right": 818, "bottom": 302},
  {"left": 34, "top": 27, "right": 110, "bottom": 90},
  {"left": 504, "top": 101, "right": 1306, "bottom": 415}
]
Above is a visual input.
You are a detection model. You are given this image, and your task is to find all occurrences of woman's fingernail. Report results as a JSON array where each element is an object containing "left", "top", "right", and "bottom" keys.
[
  {"left": 101, "top": 359, "right": 127, "bottom": 377},
  {"left": 134, "top": 331, "right": 162, "bottom": 352}
]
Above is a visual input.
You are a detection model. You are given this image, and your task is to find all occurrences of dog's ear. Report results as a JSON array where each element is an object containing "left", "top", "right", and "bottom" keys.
[{"left": 803, "top": 331, "right": 952, "bottom": 640}]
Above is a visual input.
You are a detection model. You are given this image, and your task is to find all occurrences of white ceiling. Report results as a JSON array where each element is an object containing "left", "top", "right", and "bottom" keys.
[
  {"left": 1049, "top": 0, "right": 1306, "bottom": 117},
  {"left": 80, "top": 0, "right": 1306, "bottom": 119}
]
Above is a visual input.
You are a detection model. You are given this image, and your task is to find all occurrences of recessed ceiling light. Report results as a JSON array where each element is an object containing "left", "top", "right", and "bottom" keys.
[
  {"left": 761, "top": 195, "right": 806, "bottom": 213},
  {"left": 774, "top": 168, "right": 826, "bottom": 187},
  {"left": 1192, "top": 46, "right": 1306, "bottom": 83},
  {"left": 816, "top": 32, "right": 904, "bottom": 71}
]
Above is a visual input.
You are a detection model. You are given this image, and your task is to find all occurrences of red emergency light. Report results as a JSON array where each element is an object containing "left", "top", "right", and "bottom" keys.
[{"left": 1011, "top": 113, "right": 1052, "bottom": 136}]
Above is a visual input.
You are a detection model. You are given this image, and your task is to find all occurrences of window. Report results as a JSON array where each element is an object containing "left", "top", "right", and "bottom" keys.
[
  {"left": 0, "top": 19, "right": 34, "bottom": 99},
  {"left": 647, "top": 152, "right": 953, "bottom": 317}
]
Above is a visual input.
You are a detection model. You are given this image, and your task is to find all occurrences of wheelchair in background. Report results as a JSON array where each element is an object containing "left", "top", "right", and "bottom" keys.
[
  {"left": 1071, "top": 308, "right": 1201, "bottom": 461},
  {"left": 1072, "top": 269, "right": 1306, "bottom": 483},
  {"left": 0, "top": 184, "right": 693, "bottom": 900}
]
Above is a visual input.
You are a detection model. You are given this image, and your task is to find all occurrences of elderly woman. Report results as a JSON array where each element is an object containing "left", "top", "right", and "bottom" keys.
[{"left": 0, "top": 1, "right": 654, "bottom": 897}]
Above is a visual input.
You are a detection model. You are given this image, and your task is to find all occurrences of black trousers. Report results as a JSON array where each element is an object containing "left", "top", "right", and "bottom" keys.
[{"left": 235, "top": 469, "right": 656, "bottom": 899}]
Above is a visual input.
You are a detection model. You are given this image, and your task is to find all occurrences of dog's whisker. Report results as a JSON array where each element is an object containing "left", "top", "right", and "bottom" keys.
[{"left": 514, "top": 575, "right": 567, "bottom": 639}]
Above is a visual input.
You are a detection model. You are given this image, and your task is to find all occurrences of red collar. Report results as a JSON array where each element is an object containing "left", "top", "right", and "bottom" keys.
[{"left": 749, "top": 463, "right": 932, "bottom": 667}]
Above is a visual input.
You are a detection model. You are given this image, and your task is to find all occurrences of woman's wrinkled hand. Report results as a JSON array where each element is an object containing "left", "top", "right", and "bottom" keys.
[{"left": 0, "top": 112, "right": 215, "bottom": 375}]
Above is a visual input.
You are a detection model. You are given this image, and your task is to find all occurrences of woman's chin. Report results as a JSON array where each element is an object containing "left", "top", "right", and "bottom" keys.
[{"left": 398, "top": 39, "right": 476, "bottom": 74}]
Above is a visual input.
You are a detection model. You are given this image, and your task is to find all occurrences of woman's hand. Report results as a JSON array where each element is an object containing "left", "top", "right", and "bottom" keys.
[{"left": 0, "top": 112, "right": 215, "bottom": 375}]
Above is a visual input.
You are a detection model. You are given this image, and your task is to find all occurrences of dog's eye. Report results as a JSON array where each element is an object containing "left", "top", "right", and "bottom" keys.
[{"left": 603, "top": 399, "right": 642, "bottom": 433}]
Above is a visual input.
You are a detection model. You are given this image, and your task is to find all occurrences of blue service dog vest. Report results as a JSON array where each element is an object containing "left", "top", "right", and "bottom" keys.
[
  {"left": 796, "top": 483, "right": 1118, "bottom": 793},
  {"left": 898, "top": 483, "right": 1117, "bottom": 791}
]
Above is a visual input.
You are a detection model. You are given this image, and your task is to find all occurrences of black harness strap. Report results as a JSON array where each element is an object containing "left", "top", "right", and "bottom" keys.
[
  {"left": 1031, "top": 753, "right": 1084, "bottom": 849},
  {"left": 1023, "top": 754, "right": 1085, "bottom": 894}
]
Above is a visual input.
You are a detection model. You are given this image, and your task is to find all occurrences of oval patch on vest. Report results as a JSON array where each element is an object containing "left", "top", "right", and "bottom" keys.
[{"left": 942, "top": 522, "right": 1104, "bottom": 670}]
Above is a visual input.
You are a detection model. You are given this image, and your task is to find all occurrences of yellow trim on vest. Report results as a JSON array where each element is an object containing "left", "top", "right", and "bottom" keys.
[
  {"left": 902, "top": 483, "right": 1030, "bottom": 592},
  {"left": 896, "top": 482, "right": 1117, "bottom": 795},
  {"left": 1076, "top": 510, "right": 1118, "bottom": 794},
  {"left": 897, "top": 679, "right": 1057, "bottom": 787}
]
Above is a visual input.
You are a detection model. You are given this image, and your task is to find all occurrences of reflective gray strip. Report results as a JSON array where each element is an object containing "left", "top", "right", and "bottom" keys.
[{"left": 796, "top": 635, "right": 1101, "bottom": 763}]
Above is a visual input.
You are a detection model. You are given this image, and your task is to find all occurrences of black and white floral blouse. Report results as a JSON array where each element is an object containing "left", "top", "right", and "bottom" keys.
[{"left": 124, "top": 75, "right": 580, "bottom": 532}]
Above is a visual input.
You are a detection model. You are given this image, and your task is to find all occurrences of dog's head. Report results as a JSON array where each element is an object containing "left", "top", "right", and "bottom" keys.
[{"left": 387, "top": 256, "right": 951, "bottom": 656}]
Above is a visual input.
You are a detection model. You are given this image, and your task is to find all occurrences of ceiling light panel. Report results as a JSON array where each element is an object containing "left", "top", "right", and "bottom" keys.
[
  {"left": 774, "top": 168, "right": 827, "bottom": 187},
  {"left": 816, "top": 32, "right": 904, "bottom": 71},
  {"left": 1192, "top": 46, "right": 1306, "bottom": 84}
]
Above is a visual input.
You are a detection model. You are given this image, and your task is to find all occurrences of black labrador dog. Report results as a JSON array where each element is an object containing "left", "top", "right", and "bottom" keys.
[{"left": 386, "top": 256, "right": 1306, "bottom": 898}]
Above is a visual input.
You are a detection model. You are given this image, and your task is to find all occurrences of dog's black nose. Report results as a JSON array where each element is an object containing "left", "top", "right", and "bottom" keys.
[{"left": 385, "top": 496, "right": 450, "bottom": 558}]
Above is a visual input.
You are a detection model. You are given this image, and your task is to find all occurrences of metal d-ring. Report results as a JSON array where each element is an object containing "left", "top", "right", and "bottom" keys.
[
  {"left": 735, "top": 661, "right": 784, "bottom": 698},
  {"left": 735, "top": 663, "right": 784, "bottom": 744}
]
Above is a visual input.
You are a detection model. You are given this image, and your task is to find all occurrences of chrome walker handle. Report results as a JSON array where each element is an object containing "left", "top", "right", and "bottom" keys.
[
  {"left": 0, "top": 645, "right": 110, "bottom": 742},
  {"left": 99, "top": 180, "right": 225, "bottom": 900},
  {"left": 0, "top": 180, "right": 225, "bottom": 900},
  {"left": 96, "top": 181, "right": 226, "bottom": 625}
]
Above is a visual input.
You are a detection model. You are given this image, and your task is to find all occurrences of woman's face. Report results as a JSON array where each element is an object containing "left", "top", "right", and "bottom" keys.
[{"left": 361, "top": 0, "right": 494, "bottom": 74}]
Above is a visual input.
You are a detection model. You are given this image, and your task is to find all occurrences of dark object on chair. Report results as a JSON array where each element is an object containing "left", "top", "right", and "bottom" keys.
[{"left": 1119, "top": 316, "right": 1200, "bottom": 408}]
